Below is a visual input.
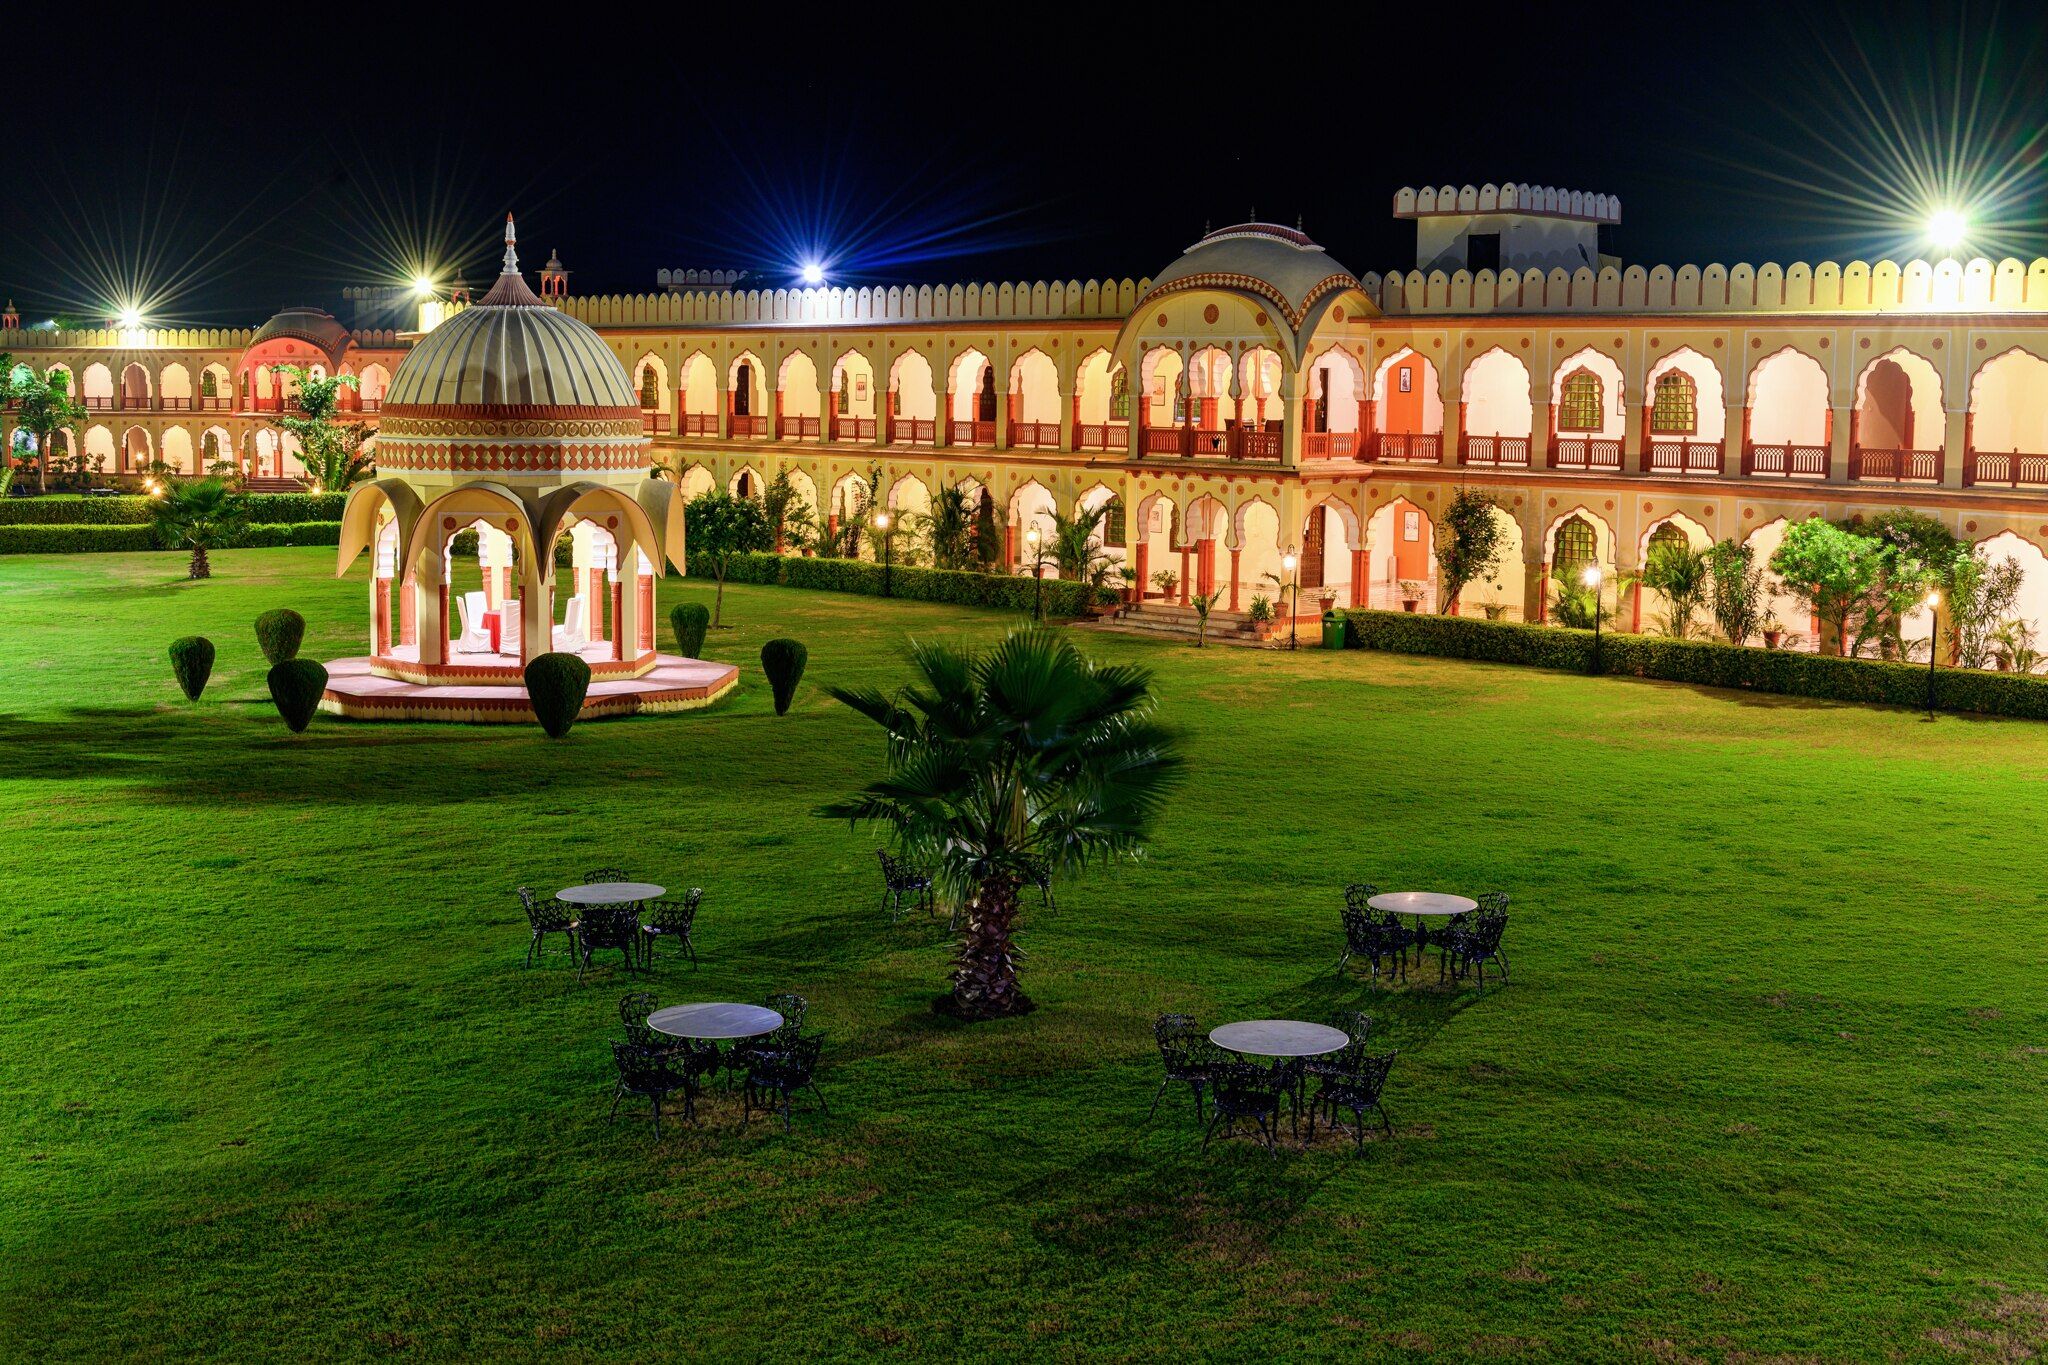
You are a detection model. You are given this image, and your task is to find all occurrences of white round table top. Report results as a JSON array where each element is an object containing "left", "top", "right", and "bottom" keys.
[
  {"left": 646, "top": 1003, "right": 784, "bottom": 1041},
  {"left": 1210, "top": 1019, "right": 1350, "bottom": 1058},
  {"left": 1368, "top": 890, "right": 1478, "bottom": 917},
  {"left": 557, "top": 882, "right": 665, "bottom": 905}
]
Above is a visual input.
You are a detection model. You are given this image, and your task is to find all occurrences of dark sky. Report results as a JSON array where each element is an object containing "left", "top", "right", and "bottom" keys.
[{"left": 3, "top": 1, "right": 2041, "bottom": 326}]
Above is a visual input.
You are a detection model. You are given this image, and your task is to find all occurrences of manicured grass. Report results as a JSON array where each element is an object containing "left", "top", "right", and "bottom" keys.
[{"left": 4, "top": 547, "right": 2048, "bottom": 1361}]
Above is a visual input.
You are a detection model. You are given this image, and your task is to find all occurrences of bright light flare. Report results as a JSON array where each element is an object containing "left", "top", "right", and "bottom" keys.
[
  {"left": 799, "top": 261, "right": 826, "bottom": 287},
  {"left": 1926, "top": 207, "right": 1969, "bottom": 251},
  {"left": 116, "top": 306, "right": 143, "bottom": 329},
  {"left": 412, "top": 274, "right": 436, "bottom": 296}
]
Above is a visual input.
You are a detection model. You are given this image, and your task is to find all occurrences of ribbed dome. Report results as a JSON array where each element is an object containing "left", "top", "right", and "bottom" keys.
[
  {"left": 1141, "top": 222, "right": 1361, "bottom": 328},
  {"left": 384, "top": 220, "right": 636, "bottom": 413},
  {"left": 250, "top": 306, "right": 352, "bottom": 366}
]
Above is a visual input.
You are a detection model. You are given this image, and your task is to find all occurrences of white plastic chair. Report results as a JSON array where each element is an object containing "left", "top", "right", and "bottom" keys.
[
  {"left": 555, "top": 595, "right": 589, "bottom": 653},
  {"left": 455, "top": 591, "right": 491, "bottom": 654},
  {"left": 499, "top": 598, "right": 522, "bottom": 656}
]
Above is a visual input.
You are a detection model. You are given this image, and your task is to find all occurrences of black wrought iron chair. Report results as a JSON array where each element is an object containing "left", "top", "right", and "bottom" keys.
[
  {"left": 1451, "top": 909, "right": 1510, "bottom": 986},
  {"left": 608, "top": 1042, "right": 695, "bottom": 1139},
  {"left": 742, "top": 1033, "right": 826, "bottom": 1131},
  {"left": 877, "top": 849, "right": 935, "bottom": 920},
  {"left": 1304, "top": 1011, "right": 1375, "bottom": 1089},
  {"left": 1309, "top": 1045, "right": 1398, "bottom": 1152},
  {"left": 732, "top": 992, "right": 807, "bottom": 1077},
  {"left": 519, "top": 886, "right": 579, "bottom": 967},
  {"left": 618, "top": 991, "right": 666, "bottom": 1050},
  {"left": 641, "top": 889, "right": 704, "bottom": 968},
  {"left": 584, "top": 866, "right": 631, "bottom": 885},
  {"left": 1335, "top": 906, "right": 1407, "bottom": 983},
  {"left": 576, "top": 904, "right": 642, "bottom": 983},
  {"left": 1147, "top": 1014, "right": 1224, "bottom": 1123},
  {"left": 1203, "top": 1058, "right": 1291, "bottom": 1156}
]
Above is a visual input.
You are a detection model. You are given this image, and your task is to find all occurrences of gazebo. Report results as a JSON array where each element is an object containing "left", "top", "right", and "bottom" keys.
[{"left": 324, "top": 216, "right": 737, "bottom": 722}]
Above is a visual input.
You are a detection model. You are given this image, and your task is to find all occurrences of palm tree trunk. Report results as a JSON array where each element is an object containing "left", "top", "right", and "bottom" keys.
[
  {"left": 950, "top": 874, "right": 1028, "bottom": 1019},
  {"left": 190, "top": 545, "right": 210, "bottom": 580}
]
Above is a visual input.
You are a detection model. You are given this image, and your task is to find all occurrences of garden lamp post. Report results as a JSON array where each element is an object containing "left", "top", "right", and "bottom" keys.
[
  {"left": 875, "top": 511, "right": 893, "bottom": 598},
  {"left": 1924, "top": 590, "right": 1941, "bottom": 718},
  {"left": 1283, "top": 551, "right": 1300, "bottom": 651},
  {"left": 1025, "top": 527, "right": 1044, "bottom": 621},
  {"left": 1583, "top": 564, "right": 1604, "bottom": 673}
]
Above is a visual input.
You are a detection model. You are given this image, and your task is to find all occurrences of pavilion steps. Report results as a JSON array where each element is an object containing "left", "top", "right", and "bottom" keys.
[
  {"left": 245, "top": 476, "right": 307, "bottom": 494},
  {"left": 1077, "top": 601, "right": 1279, "bottom": 646}
]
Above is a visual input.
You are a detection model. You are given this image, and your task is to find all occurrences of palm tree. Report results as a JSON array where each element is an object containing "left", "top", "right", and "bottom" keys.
[
  {"left": 151, "top": 478, "right": 248, "bottom": 579},
  {"left": 1047, "top": 504, "right": 1115, "bottom": 590},
  {"left": 822, "top": 629, "right": 1182, "bottom": 1020},
  {"left": 917, "top": 486, "right": 981, "bottom": 571}
]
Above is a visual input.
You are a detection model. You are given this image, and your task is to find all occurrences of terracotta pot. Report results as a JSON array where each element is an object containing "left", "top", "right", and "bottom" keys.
[
  {"left": 1763, "top": 630, "right": 1782, "bottom": 649},
  {"left": 1402, "top": 599, "right": 1419, "bottom": 613}
]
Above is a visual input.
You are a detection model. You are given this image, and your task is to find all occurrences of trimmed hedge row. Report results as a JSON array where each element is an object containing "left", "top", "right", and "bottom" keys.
[
  {"left": 1342, "top": 608, "right": 2048, "bottom": 720},
  {"left": 0, "top": 492, "right": 347, "bottom": 526},
  {"left": 0, "top": 521, "right": 342, "bottom": 555},
  {"left": 688, "top": 552, "right": 1112, "bottom": 616}
]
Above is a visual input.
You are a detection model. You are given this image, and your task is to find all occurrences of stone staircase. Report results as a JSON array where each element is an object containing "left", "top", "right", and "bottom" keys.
[
  {"left": 245, "top": 475, "right": 307, "bottom": 494},
  {"left": 1078, "top": 601, "right": 1276, "bottom": 646}
]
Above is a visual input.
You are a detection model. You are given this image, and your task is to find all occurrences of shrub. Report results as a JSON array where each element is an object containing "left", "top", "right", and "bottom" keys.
[
  {"left": 1342, "top": 608, "right": 2048, "bottom": 720},
  {"left": 524, "top": 652, "right": 592, "bottom": 739},
  {"left": 687, "top": 551, "right": 1109, "bottom": 617},
  {"left": 168, "top": 636, "right": 215, "bottom": 701},
  {"left": 670, "top": 603, "right": 710, "bottom": 659},
  {"left": 254, "top": 608, "right": 306, "bottom": 664},
  {"left": 0, "top": 491, "right": 346, "bottom": 526},
  {"left": 760, "top": 638, "right": 808, "bottom": 715},
  {"left": 0, "top": 524, "right": 156, "bottom": 554},
  {"left": 266, "top": 658, "right": 328, "bottom": 733}
]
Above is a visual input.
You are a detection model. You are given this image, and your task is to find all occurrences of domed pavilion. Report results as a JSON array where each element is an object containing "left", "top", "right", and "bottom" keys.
[{"left": 324, "top": 216, "right": 736, "bottom": 722}]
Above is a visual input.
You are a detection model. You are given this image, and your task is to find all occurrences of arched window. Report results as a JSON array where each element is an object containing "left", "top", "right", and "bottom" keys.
[
  {"left": 1553, "top": 516, "right": 1598, "bottom": 572},
  {"left": 734, "top": 362, "right": 753, "bottom": 417},
  {"left": 200, "top": 369, "right": 217, "bottom": 399},
  {"left": 1102, "top": 498, "right": 1126, "bottom": 548},
  {"left": 836, "top": 371, "right": 850, "bottom": 415},
  {"left": 1109, "top": 367, "right": 1130, "bottom": 420},
  {"left": 639, "top": 366, "right": 659, "bottom": 409},
  {"left": 1650, "top": 372, "right": 1696, "bottom": 435},
  {"left": 736, "top": 470, "right": 753, "bottom": 498},
  {"left": 1558, "top": 370, "right": 1603, "bottom": 432},
  {"left": 1647, "top": 522, "right": 1689, "bottom": 556}
]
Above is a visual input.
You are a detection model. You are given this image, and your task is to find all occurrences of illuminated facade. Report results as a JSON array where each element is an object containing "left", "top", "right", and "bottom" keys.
[{"left": 13, "top": 183, "right": 2048, "bottom": 647}]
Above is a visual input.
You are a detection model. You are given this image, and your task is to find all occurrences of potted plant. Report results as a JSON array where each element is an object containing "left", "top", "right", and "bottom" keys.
[
  {"left": 1483, "top": 602, "right": 1509, "bottom": 622},
  {"left": 1116, "top": 564, "right": 1140, "bottom": 605},
  {"left": 1150, "top": 568, "right": 1180, "bottom": 602},
  {"left": 1397, "top": 579, "right": 1426, "bottom": 613},
  {"left": 1762, "top": 611, "right": 1784, "bottom": 649}
]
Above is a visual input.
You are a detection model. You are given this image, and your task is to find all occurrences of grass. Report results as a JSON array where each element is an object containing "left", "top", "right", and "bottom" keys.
[{"left": 4, "top": 546, "right": 2048, "bottom": 1361}]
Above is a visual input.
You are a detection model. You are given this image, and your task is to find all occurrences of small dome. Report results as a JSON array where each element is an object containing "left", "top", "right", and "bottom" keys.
[
  {"left": 250, "top": 306, "right": 352, "bottom": 367},
  {"left": 1141, "top": 222, "right": 1361, "bottom": 328}
]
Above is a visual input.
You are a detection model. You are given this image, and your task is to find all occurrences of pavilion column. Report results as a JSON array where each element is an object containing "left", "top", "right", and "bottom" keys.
[
  {"left": 1940, "top": 409, "right": 1967, "bottom": 490},
  {"left": 637, "top": 562, "right": 655, "bottom": 654},
  {"left": 1537, "top": 558, "right": 1551, "bottom": 623},
  {"left": 1178, "top": 543, "right": 1190, "bottom": 604},
  {"left": 995, "top": 378, "right": 1012, "bottom": 450},
  {"left": 1827, "top": 403, "right": 1851, "bottom": 482},
  {"left": 371, "top": 574, "right": 391, "bottom": 655},
  {"left": 400, "top": 569, "right": 418, "bottom": 646},
  {"left": 417, "top": 552, "right": 447, "bottom": 667},
  {"left": 1063, "top": 383, "right": 1079, "bottom": 453},
  {"left": 1631, "top": 581, "right": 1643, "bottom": 632},
  {"left": 1228, "top": 547, "right": 1241, "bottom": 612},
  {"left": 1133, "top": 541, "right": 1150, "bottom": 602},
  {"left": 611, "top": 570, "right": 625, "bottom": 662}
]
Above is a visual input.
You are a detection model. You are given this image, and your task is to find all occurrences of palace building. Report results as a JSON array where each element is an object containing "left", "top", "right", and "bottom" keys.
[{"left": 12, "top": 182, "right": 2048, "bottom": 647}]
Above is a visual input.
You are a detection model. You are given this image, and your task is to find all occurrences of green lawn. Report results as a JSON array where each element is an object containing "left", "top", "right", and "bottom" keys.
[{"left": 4, "top": 547, "right": 2047, "bottom": 1362}]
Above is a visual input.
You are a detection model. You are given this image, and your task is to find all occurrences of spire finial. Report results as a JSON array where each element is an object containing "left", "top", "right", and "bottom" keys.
[
  {"left": 501, "top": 213, "right": 519, "bottom": 275},
  {"left": 1249, "top": 204, "right": 1256, "bottom": 222},
  {"left": 1296, "top": 213, "right": 1304, "bottom": 232}
]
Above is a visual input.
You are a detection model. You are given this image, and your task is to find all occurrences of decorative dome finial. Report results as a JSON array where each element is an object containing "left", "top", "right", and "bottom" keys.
[{"left": 501, "top": 213, "right": 520, "bottom": 275}]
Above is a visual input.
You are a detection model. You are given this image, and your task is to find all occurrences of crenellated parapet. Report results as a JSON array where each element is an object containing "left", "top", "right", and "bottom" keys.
[
  {"left": 556, "top": 279, "right": 1150, "bottom": 329},
  {"left": 1394, "top": 184, "right": 1622, "bottom": 223},
  {"left": 1363, "top": 256, "right": 2048, "bottom": 314}
]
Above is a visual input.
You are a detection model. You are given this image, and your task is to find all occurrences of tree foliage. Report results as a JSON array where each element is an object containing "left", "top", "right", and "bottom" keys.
[
  {"left": 1706, "top": 538, "right": 1769, "bottom": 646},
  {"left": 1432, "top": 488, "right": 1506, "bottom": 614},
  {"left": 10, "top": 365, "right": 85, "bottom": 495},
  {"left": 1768, "top": 518, "right": 1881, "bottom": 655},
  {"left": 1641, "top": 539, "right": 1713, "bottom": 640},
  {"left": 275, "top": 365, "right": 373, "bottom": 494},
  {"left": 150, "top": 478, "right": 249, "bottom": 579},
  {"left": 684, "top": 491, "right": 772, "bottom": 626},
  {"left": 760, "top": 637, "right": 809, "bottom": 715}
]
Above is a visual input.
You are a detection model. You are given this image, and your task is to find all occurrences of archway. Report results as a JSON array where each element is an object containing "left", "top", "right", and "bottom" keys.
[
  {"left": 121, "top": 426, "right": 152, "bottom": 474},
  {"left": 160, "top": 426, "right": 194, "bottom": 475},
  {"left": 1365, "top": 499, "right": 1435, "bottom": 610},
  {"left": 1746, "top": 347, "right": 1831, "bottom": 476},
  {"left": 1074, "top": 349, "right": 1123, "bottom": 450},
  {"left": 948, "top": 349, "right": 994, "bottom": 443},
  {"left": 1853, "top": 348, "right": 1943, "bottom": 481},
  {"left": 634, "top": 354, "right": 670, "bottom": 430},
  {"left": 728, "top": 353, "right": 766, "bottom": 431},
  {"left": 1372, "top": 347, "right": 1443, "bottom": 463},
  {"left": 1008, "top": 348, "right": 1060, "bottom": 447},
  {"left": 1008, "top": 479, "right": 1059, "bottom": 576},
  {"left": 1460, "top": 347, "right": 1533, "bottom": 467},
  {"left": 1968, "top": 349, "right": 2048, "bottom": 488},
  {"left": 777, "top": 351, "right": 822, "bottom": 439},
  {"left": 1643, "top": 347, "right": 1727, "bottom": 473},
  {"left": 1302, "top": 346, "right": 1365, "bottom": 459},
  {"left": 1633, "top": 513, "right": 1713, "bottom": 633},
  {"left": 1549, "top": 347, "right": 1625, "bottom": 470},
  {"left": 830, "top": 350, "right": 877, "bottom": 440},
  {"left": 159, "top": 363, "right": 192, "bottom": 409},
  {"left": 1973, "top": 531, "right": 2048, "bottom": 670},
  {"left": 888, "top": 350, "right": 937, "bottom": 443},
  {"left": 1138, "top": 347, "right": 1185, "bottom": 455}
]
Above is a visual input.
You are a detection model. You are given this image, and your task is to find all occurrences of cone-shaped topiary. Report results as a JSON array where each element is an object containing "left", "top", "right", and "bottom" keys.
[
  {"left": 670, "top": 603, "right": 710, "bottom": 660},
  {"left": 168, "top": 636, "right": 215, "bottom": 701},
  {"left": 525, "top": 652, "right": 592, "bottom": 739},
  {"left": 267, "top": 658, "right": 328, "bottom": 733},
  {"left": 761, "top": 638, "right": 808, "bottom": 716},
  {"left": 255, "top": 608, "right": 306, "bottom": 664}
]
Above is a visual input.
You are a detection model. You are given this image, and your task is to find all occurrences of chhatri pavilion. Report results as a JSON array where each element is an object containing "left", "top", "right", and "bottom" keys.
[{"left": 323, "top": 216, "right": 737, "bottom": 722}]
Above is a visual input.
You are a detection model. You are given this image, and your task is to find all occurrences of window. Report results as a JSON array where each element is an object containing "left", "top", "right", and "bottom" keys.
[
  {"left": 1553, "top": 516, "right": 1598, "bottom": 572},
  {"left": 1647, "top": 523, "right": 1689, "bottom": 557},
  {"left": 200, "top": 370, "right": 217, "bottom": 398},
  {"left": 1467, "top": 232, "right": 1501, "bottom": 273},
  {"left": 733, "top": 362, "right": 753, "bottom": 416},
  {"left": 1558, "top": 370, "right": 1603, "bottom": 433},
  {"left": 1109, "top": 367, "right": 1130, "bottom": 420},
  {"left": 1102, "top": 498, "right": 1126, "bottom": 548},
  {"left": 639, "top": 366, "right": 659, "bottom": 409},
  {"left": 1398, "top": 366, "right": 1413, "bottom": 394},
  {"left": 1650, "top": 372, "right": 1696, "bottom": 435}
]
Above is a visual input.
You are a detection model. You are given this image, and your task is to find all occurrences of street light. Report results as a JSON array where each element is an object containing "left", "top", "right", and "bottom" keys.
[
  {"left": 875, "top": 511, "right": 893, "bottom": 598},
  {"left": 1025, "top": 527, "right": 1044, "bottom": 621},
  {"left": 1282, "top": 551, "right": 1300, "bottom": 650},
  {"left": 1924, "top": 589, "right": 1941, "bottom": 718},
  {"left": 1582, "top": 564, "right": 1605, "bottom": 673}
]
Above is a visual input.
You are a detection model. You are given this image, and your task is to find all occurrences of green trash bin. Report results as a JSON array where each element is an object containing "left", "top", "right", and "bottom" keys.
[{"left": 1321, "top": 610, "right": 1347, "bottom": 650}]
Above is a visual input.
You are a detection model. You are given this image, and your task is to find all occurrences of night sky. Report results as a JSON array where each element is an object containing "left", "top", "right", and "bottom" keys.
[{"left": 3, "top": 2, "right": 2040, "bottom": 327}]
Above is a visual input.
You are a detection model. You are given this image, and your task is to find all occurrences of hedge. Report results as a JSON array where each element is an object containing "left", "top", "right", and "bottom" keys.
[
  {"left": 0, "top": 492, "right": 346, "bottom": 526},
  {"left": 687, "top": 552, "right": 1113, "bottom": 617},
  {"left": 0, "top": 521, "right": 341, "bottom": 555},
  {"left": 1342, "top": 608, "right": 2048, "bottom": 720}
]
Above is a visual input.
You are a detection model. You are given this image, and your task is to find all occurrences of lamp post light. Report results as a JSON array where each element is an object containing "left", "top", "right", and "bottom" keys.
[
  {"left": 875, "top": 511, "right": 893, "bottom": 598},
  {"left": 1582, "top": 564, "right": 1605, "bottom": 673},
  {"left": 1282, "top": 551, "right": 1300, "bottom": 651},
  {"left": 1924, "top": 590, "right": 1941, "bottom": 718},
  {"left": 1025, "top": 527, "right": 1044, "bottom": 621}
]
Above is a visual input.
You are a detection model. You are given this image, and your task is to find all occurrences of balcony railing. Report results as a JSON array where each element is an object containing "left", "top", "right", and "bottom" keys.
[
  {"left": 641, "top": 410, "right": 666, "bottom": 435},
  {"left": 1301, "top": 431, "right": 1363, "bottom": 460},
  {"left": 1850, "top": 447, "right": 1943, "bottom": 483},
  {"left": 832, "top": 417, "right": 876, "bottom": 441},
  {"left": 1371, "top": 432, "right": 1442, "bottom": 464},
  {"left": 949, "top": 419, "right": 995, "bottom": 446},
  {"left": 1549, "top": 437, "right": 1624, "bottom": 472},
  {"left": 1008, "top": 420, "right": 1061, "bottom": 449},
  {"left": 680, "top": 413, "right": 719, "bottom": 436},
  {"left": 1742, "top": 443, "right": 1829, "bottom": 477},
  {"left": 1074, "top": 422, "right": 1128, "bottom": 451},
  {"left": 1459, "top": 434, "right": 1529, "bottom": 467},
  {"left": 1963, "top": 450, "right": 2048, "bottom": 489},
  {"left": 1140, "top": 425, "right": 1281, "bottom": 460},
  {"left": 777, "top": 416, "right": 820, "bottom": 440},
  {"left": 729, "top": 414, "right": 768, "bottom": 437},
  {"left": 1643, "top": 439, "right": 1724, "bottom": 475}
]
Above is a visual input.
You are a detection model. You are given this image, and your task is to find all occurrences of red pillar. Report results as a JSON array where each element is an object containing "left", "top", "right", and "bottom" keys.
[
  {"left": 373, "top": 579, "right": 392, "bottom": 655},
  {"left": 1630, "top": 582, "right": 1642, "bottom": 633},
  {"left": 1350, "top": 548, "right": 1367, "bottom": 607},
  {"left": 637, "top": 574, "right": 655, "bottom": 653},
  {"left": 1134, "top": 543, "right": 1150, "bottom": 601},
  {"left": 400, "top": 570, "right": 417, "bottom": 646},
  {"left": 1228, "top": 547, "right": 1241, "bottom": 611},
  {"left": 436, "top": 582, "right": 450, "bottom": 657},
  {"left": 611, "top": 578, "right": 625, "bottom": 662},
  {"left": 1178, "top": 545, "right": 1190, "bottom": 604},
  {"left": 1538, "top": 560, "right": 1550, "bottom": 623}
]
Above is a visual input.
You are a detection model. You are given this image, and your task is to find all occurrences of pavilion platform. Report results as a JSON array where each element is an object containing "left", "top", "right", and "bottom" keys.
[{"left": 318, "top": 653, "right": 739, "bottom": 723}]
